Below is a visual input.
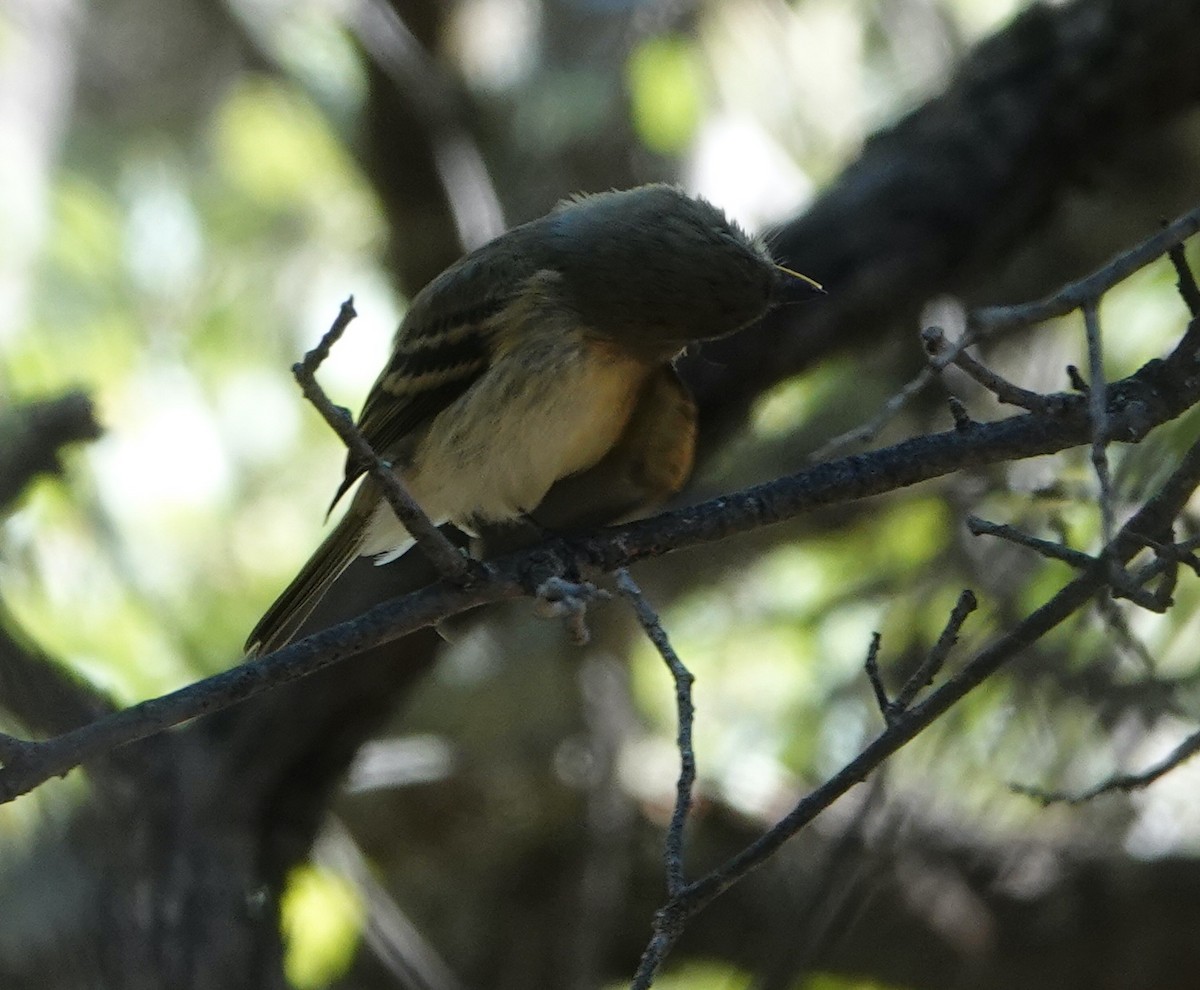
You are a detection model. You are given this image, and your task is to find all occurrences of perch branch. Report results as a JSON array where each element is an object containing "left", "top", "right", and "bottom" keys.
[{"left": 1, "top": 319, "right": 1199, "bottom": 806}]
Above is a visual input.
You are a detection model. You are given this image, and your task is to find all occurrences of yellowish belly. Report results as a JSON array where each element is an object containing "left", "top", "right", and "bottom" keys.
[{"left": 361, "top": 336, "right": 646, "bottom": 558}]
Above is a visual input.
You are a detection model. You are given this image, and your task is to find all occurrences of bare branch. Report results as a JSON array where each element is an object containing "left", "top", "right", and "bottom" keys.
[
  {"left": 946, "top": 395, "right": 972, "bottom": 431},
  {"left": 921, "top": 326, "right": 1063, "bottom": 413},
  {"left": 892, "top": 590, "right": 978, "bottom": 713},
  {"left": 616, "top": 571, "right": 695, "bottom": 898},
  {"left": 966, "top": 516, "right": 1096, "bottom": 569},
  {"left": 2, "top": 314, "right": 1199, "bottom": 805},
  {"left": 1067, "top": 364, "right": 1090, "bottom": 393},
  {"left": 815, "top": 203, "right": 1200, "bottom": 462},
  {"left": 1083, "top": 302, "right": 1116, "bottom": 552},
  {"left": 863, "top": 633, "right": 889, "bottom": 720},
  {"left": 1168, "top": 240, "right": 1200, "bottom": 317},
  {"left": 967, "top": 515, "right": 1181, "bottom": 612},
  {"left": 972, "top": 205, "right": 1200, "bottom": 334},
  {"left": 863, "top": 592, "right": 977, "bottom": 729},
  {"left": 1015, "top": 727, "right": 1200, "bottom": 805}
]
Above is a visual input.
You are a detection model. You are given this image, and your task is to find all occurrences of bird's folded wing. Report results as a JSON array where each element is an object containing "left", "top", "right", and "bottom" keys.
[{"left": 329, "top": 246, "right": 541, "bottom": 508}]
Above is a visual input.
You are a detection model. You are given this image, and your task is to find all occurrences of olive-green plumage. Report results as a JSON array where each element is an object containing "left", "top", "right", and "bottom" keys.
[{"left": 246, "top": 185, "right": 818, "bottom": 654}]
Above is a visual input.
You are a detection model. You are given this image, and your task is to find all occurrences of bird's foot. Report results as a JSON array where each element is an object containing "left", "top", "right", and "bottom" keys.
[{"left": 533, "top": 576, "right": 611, "bottom": 646}]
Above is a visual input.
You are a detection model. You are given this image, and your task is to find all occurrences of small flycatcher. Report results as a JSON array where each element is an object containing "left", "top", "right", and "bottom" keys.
[{"left": 247, "top": 184, "right": 821, "bottom": 653}]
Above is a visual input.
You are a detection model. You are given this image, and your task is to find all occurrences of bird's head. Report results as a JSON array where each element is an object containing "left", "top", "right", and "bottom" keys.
[{"left": 544, "top": 185, "right": 821, "bottom": 357}]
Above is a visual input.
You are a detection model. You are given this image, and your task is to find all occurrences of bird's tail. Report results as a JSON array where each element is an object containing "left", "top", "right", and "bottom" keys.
[{"left": 245, "top": 507, "right": 368, "bottom": 656}]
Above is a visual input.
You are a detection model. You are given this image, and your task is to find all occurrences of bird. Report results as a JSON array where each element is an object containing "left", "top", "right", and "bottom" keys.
[{"left": 246, "top": 184, "right": 821, "bottom": 654}]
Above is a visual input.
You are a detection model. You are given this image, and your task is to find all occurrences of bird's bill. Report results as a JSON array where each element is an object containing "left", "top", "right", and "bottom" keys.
[{"left": 774, "top": 264, "right": 825, "bottom": 293}]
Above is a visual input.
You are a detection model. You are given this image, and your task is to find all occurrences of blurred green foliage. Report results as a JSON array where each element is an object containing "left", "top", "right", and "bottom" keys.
[
  {"left": 3, "top": 71, "right": 391, "bottom": 695},
  {"left": 281, "top": 863, "right": 364, "bottom": 989},
  {"left": 626, "top": 35, "right": 706, "bottom": 154}
]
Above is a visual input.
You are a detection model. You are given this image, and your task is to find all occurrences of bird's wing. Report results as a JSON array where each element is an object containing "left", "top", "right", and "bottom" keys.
[
  {"left": 251, "top": 244, "right": 542, "bottom": 653},
  {"left": 244, "top": 500, "right": 370, "bottom": 655},
  {"left": 330, "top": 243, "right": 537, "bottom": 509}
]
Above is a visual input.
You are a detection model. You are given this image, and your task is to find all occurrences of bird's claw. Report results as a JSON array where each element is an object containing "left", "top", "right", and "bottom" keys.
[{"left": 533, "top": 577, "right": 611, "bottom": 645}]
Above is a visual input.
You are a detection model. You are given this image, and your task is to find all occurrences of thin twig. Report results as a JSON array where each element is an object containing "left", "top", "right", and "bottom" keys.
[
  {"left": 972, "top": 205, "right": 1200, "bottom": 333},
  {"left": 1015, "top": 726, "right": 1200, "bottom": 805},
  {"left": 863, "top": 633, "right": 890, "bottom": 720},
  {"left": 1119, "top": 556, "right": 1178, "bottom": 612},
  {"left": 1168, "top": 241, "right": 1200, "bottom": 317},
  {"left": 1083, "top": 302, "right": 1116, "bottom": 554},
  {"left": 966, "top": 516, "right": 1096, "bottom": 569},
  {"left": 809, "top": 365, "right": 937, "bottom": 462},
  {"left": 1066, "top": 364, "right": 1090, "bottom": 393},
  {"left": 293, "top": 298, "right": 471, "bottom": 583},
  {"left": 1129, "top": 534, "right": 1200, "bottom": 583},
  {"left": 892, "top": 590, "right": 977, "bottom": 712},
  {"left": 816, "top": 204, "right": 1200, "bottom": 462},
  {"left": 615, "top": 571, "right": 695, "bottom": 898},
  {"left": 865, "top": 594, "right": 976, "bottom": 727},
  {"left": 921, "top": 326, "right": 1063, "bottom": 413},
  {"left": 967, "top": 515, "right": 1177, "bottom": 610},
  {"left": 1105, "top": 519, "right": 1197, "bottom": 616},
  {"left": 946, "top": 395, "right": 972, "bottom": 431}
]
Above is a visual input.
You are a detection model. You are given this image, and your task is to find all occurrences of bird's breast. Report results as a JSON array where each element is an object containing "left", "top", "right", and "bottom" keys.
[{"left": 389, "top": 332, "right": 648, "bottom": 545}]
